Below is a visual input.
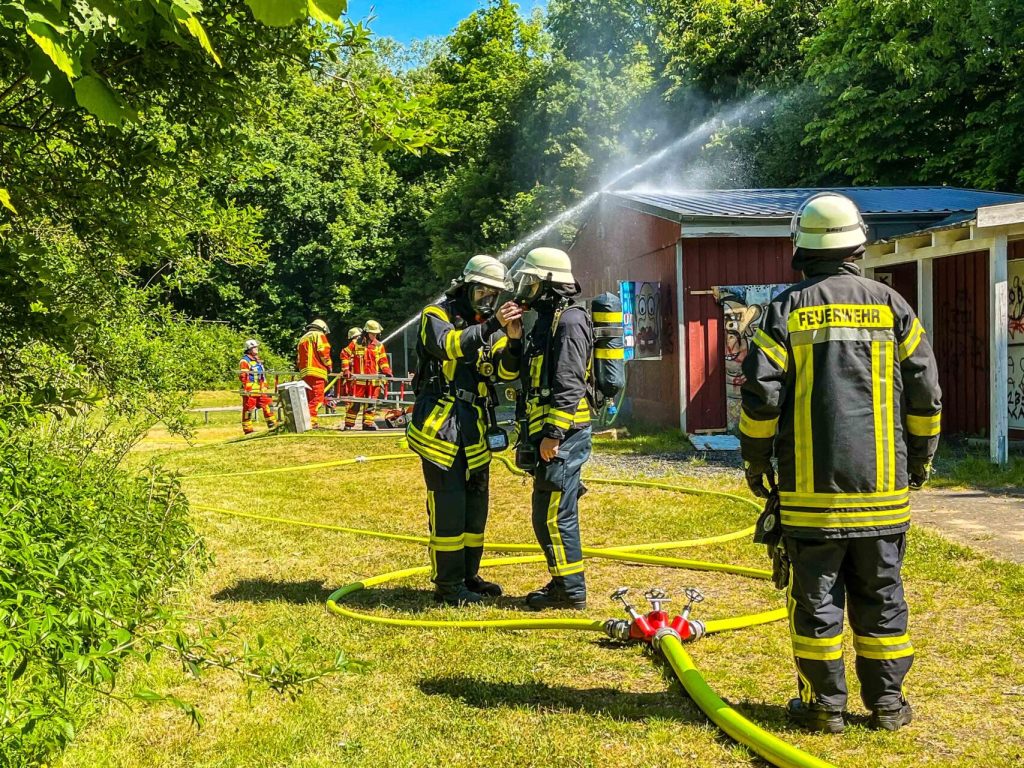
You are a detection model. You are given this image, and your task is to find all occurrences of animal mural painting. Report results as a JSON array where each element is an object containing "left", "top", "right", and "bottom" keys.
[{"left": 713, "top": 284, "right": 792, "bottom": 431}]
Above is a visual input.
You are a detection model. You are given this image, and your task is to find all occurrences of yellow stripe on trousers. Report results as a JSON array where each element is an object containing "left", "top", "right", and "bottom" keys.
[
  {"left": 428, "top": 491, "right": 438, "bottom": 580},
  {"left": 793, "top": 345, "right": 814, "bottom": 492},
  {"left": 786, "top": 563, "right": 815, "bottom": 704},
  {"left": 546, "top": 491, "right": 567, "bottom": 571}
]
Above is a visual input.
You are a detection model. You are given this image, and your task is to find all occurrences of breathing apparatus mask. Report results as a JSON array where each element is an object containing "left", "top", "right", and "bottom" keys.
[
  {"left": 513, "top": 273, "right": 543, "bottom": 307},
  {"left": 469, "top": 283, "right": 501, "bottom": 317}
]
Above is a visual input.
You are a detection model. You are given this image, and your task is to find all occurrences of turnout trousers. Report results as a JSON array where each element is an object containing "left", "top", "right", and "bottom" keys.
[
  {"left": 345, "top": 383, "right": 380, "bottom": 428},
  {"left": 303, "top": 376, "right": 325, "bottom": 428},
  {"left": 785, "top": 533, "right": 913, "bottom": 712},
  {"left": 241, "top": 393, "right": 275, "bottom": 433},
  {"left": 421, "top": 451, "right": 490, "bottom": 592},
  {"left": 531, "top": 426, "right": 592, "bottom": 599}
]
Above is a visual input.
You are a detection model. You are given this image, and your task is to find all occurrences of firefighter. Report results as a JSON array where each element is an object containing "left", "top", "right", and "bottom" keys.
[
  {"left": 408, "top": 255, "right": 523, "bottom": 605},
  {"left": 341, "top": 320, "right": 392, "bottom": 431},
  {"left": 331, "top": 327, "right": 362, "bottom": 420},
  {"left": 740, "top": 192, "right": 942, "bottom": 733},
  {"left": 512, "top": 247, "right": 594, "bottom": 611},
  {"left": 239, "top": 339, "right": 276, "bottom": 434},
  {"left": 297, "top": 319, "right": 332, "bottom": 429}
]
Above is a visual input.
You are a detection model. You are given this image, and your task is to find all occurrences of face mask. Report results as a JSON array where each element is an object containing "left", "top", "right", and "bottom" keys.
[
  {"left": 470, "top": 284, "right": 500, "bottom": 316},
  {"left": 514, "top": 274, "right": 542, "bottom": 306}
]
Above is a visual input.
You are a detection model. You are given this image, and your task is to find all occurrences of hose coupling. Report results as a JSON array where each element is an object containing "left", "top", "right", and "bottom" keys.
[
  {"left": 652, "top": 626, "right": 682, "bottom": 650},
  {"left": 687, "top": 619, "right": 706, "bottom": 642},
  {"left": 603, "top": 619, "right": 633, "bottom": 642}
]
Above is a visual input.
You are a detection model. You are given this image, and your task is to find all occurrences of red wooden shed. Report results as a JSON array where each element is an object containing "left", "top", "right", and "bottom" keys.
[{"left": 568, "top": 187, "right": 1024, "bottom": 456}]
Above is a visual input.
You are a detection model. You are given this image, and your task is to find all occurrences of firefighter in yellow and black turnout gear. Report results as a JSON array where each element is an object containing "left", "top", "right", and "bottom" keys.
[
  {"left": 513, "top": 247, "right": 594, "bottom": 612},
  {"left": 740, "top": 192, "right": 942, "bottom": 734},
  {"left": 408, "top": 255, "right": 524, "bottom": 606}
]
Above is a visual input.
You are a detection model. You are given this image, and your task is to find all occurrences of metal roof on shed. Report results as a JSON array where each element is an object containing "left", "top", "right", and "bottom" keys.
[{"left": 610, "top": 187, "right": 1024, "bottom": 222}]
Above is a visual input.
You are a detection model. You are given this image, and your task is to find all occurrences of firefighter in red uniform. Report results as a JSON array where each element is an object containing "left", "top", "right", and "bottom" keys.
[
  {"left": 341, "top": 320, "right": 392, "bottom": 431},
  {"left": 297, "top": 319, "right": 332, "bottom": 429},
  {"left": 239, "top": 339, "right": 276, "bottom": 434}
]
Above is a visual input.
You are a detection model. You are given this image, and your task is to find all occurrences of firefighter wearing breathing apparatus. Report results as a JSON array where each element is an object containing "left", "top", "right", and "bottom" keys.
[
  {"left": 513, "top": 247, "right": 594, "bottom": 611},
  {"left": 409, "top": 255, "right": 524, "bottom": 606},
  {"left": 740, "top": 193, "right": 942, "bottom": 734}
]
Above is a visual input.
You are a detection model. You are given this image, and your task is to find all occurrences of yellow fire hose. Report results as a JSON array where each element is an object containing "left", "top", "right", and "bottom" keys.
[{"left": 185, "top": 450, "right": 837, "bottom": 768}]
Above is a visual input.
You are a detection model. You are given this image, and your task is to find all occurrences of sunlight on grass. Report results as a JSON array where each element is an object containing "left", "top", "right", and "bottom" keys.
[{"left": 59, "top": 398, "right": 1024, "bottom": 767}]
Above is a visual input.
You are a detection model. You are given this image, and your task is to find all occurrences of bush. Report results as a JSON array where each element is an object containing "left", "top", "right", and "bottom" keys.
[{"left": 0, "top": 417, "right": 200, "bottom": 764}]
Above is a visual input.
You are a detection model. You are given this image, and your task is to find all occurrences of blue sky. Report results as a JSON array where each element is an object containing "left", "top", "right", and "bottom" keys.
[{"left": 347, "top": 1, "right": 546, "bottom": 44}]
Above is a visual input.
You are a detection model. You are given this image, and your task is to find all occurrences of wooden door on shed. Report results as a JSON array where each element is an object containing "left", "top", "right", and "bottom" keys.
[
  {"left": 683, "top": 237, "right": 799, "bottom": 432},
  {"left": 931, "top": 250, "right": 989, "bottom": 435}
]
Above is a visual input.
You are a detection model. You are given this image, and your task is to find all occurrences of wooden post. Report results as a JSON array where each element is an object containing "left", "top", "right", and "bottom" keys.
[
  {"left": 918, "top": 258, "right": 934, "bottom": 338},
  {"left": 991, "top": 234, "right": 1009, "bottom": 465},
  {"left": 676, "top": 239, "right": 689, "bottom": 434}
]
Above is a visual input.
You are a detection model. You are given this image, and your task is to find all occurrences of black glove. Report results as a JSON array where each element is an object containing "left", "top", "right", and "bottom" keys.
[
  {"left": 909, "top": 462, "right": 931, "bottom": 490},
  {"left": 745, "top": 462, "right": 774, "bottom": 499}
]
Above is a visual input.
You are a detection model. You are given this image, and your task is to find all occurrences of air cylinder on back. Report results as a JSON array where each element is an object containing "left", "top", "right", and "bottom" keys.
[{"left": 591, "top": 292, "right": 625, "bottom": 402}]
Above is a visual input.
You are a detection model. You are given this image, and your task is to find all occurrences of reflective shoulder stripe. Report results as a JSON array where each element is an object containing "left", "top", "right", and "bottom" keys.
[
  {"left": 492, "top": 336, "right": 509, "bottom": 354},
  {"left": 752, "top": 328, "right": 788, "bottom": 371},
  {"left": 740, "top": 410, "right": 778, "bottom": 439},
  {"left": 899, "top": 317, "right": 925, "bottom": 361},
  {"left": 906, "top": 411, "right": 941, "bottom": 437},
  {"left": 423, "top": 305, "right": 450, "bottom": 323}
]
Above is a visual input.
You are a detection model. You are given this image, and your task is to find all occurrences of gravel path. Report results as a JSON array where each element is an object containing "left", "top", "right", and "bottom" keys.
[{"left": 590, "top": 450, "right": 1024, "bottom": 564}]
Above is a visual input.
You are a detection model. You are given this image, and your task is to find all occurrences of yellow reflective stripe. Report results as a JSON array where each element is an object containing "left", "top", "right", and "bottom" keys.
[
  {"left": 429, "top": 534, "right": 465, "bottom": 552},
  {"left": 786, "top": 566, "right": 815, "bottom": 704},
  {"left": 854, "top": 633, "right": 914, "bottom": 660},
  {"left": 793, "top": 345, "right": 814, "bottom": 492},
  {"left": 492, "top": 336, "right": 508, "bottom": 354},
  {"left": 872, "top": 340, "right": 895, "bottom": 491},
  {"left": 781, "top": 507, "right": 911, "bottom": 528},
  {"left": 791, "top": 632, "right": 844, "bottom": 660},
  {"left": 421, "top": 399, "right": 454, "bottom": 438},
  {"left": 407, "top": 424, "right": 458, "bottom": 456},
  {"left": 498, "top": 361, "right": 517, "bottom": 380},
  {"left": 550, "top": 560, "right": 585, "bottom": 577},
  {"left": 547, "top": 491, "right": 567, "bottom": 568},
  {"left": 899, "top": 318, "right": 924, "bottom": 361},
  {"left": 780, "top": 488, "right": 909, "bottom": 506},
  {"left": 464, "top": 532, "right": 484, "bottom": 547},
  {"left": 593, "top": 312, "right": 623, "bottom": 323},
  {"left": 575, "top": 400, "right": 590, "bottom": 420},
  {"left": 298, "top": 368, "right": 328, "bottom": 380},
  {"left": 594, "top": 347, "right": 625, "bottom": 359},
  {"left": 423, "top": 305, "right": 450, "bottom": 323},
  {"left": 907, "top": 412, "right": 941, "bottom": 437},
  {"left": 752, "top": 328, "right": 788, "bottom": 371},
  {"left": 788, "top": 304, "right": 894, "bottom": 331},
  {"left": 530, "top": 355, "right": 543, "bottom": 388},
  {"left": 407, "top": 436, "right": 457, "bottom": 468},
  {"left": 427, "top": 492, "right": 438, "bottom": 579},
  {"left": 444, "top": 329, "right": 464, "bottom": 359},
  {"left": 546, "top": 408, "right": 575, "bottom": 429},
  {"left": 740, "top": 410, "right": 778, "bottom": 439}
]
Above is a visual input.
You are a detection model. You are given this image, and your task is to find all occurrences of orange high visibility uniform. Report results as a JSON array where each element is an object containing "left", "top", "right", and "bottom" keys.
[
  {"left": 341, "top": 337, "right": 392, "bottom": 428},
  {"left": 297, "top": 329, "right": 332, "bottom": 427},
  {"left": 297, "top": 330, "right": 332, "bottom": 380},
  {"left": 239, "top": 354, "right": 275, "bottom": 434}
]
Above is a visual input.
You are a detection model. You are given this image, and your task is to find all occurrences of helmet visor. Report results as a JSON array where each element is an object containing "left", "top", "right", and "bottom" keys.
[
  {"left": 514, "top": 273, "right": 542, "bottom": 305},
  {"left": 470, "top": 284, "right": 500, "bottom": 316}
]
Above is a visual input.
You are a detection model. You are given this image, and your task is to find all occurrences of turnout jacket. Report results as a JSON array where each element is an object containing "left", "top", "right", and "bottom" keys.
[
  {"left": 341, "top": 337, "right": 392, "bottom": 378},
  {"left": 297, "top": 330, "right": 332, "bottom": 380},
  {"left": 408, "top": 297, "right": 521, "bottom": 473},
  {"left": 239, "top": 354, "right": 270, "bottom": 394},
  {"left": 523, "top": 299, "right": 594, "bottom": 441},
  {"left": 740, "top": 262, "right": 941, "bottom": 539}
]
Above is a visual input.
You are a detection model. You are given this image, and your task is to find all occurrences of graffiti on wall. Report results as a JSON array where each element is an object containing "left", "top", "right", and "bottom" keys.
[
  {"left": 619, "top": 281, "right": 663, "bottom": 360},
  {"left": 1009, "top": 261, "right": 1024, "bottom": 429},
  {"left": 713, "top": 284, "right": 792, "bottom": 431}
]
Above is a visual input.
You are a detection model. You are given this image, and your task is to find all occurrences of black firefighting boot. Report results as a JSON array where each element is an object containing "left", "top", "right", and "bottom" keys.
[
  {"left": 786, "top": 698, "right": 845, "bottom": 734},
  {"left": 869, "top": 700, "right": 913, "bottom": 731},
  {"left": 363, "top": 422, "right": 378, "bottom": 431},
  {"left": 524, "top": 577, "right": 587, "bottom": 611},
  {"left": 432, "top": 550, "right": 484, "bottom": 606},
  {"left": 464, "top": 545, "right": 502, "bottom": 596}
]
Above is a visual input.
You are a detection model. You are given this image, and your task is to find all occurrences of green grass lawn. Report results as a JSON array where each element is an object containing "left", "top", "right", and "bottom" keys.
[{"left": 58, "top": 405, "right": 1024, "bottom": 767}]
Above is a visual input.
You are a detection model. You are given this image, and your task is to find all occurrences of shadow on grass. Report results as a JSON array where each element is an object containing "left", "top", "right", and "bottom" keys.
[
  {"left": 212, "top": 578, "right": 335, "bottom": 604},
  {"left": 342, "top": 585, "right": 556, "bottom": 614},
  {"left": 417, "top": 674, "right": 705, "bottom": 723}
]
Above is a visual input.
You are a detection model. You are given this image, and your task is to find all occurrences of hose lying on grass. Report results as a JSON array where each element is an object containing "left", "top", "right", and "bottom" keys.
[{"left": 186, "top": 447, "right": 837, "bottom": 768}]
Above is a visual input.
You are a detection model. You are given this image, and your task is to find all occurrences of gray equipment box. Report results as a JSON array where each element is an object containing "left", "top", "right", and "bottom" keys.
[{"left": 277, "top": 380, "right": 312, "bottom": 433}]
